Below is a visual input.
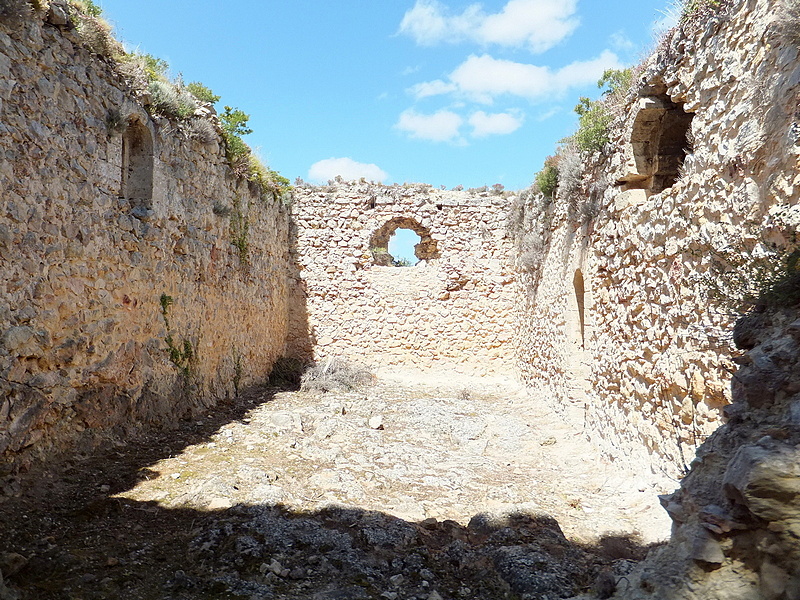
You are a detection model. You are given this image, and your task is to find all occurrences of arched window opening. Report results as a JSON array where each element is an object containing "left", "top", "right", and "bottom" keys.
[
  {"left": 120, "top": 117, "right": 154, "bottom": 208},
  {"left": 618, "top": 80, "right": 694, "bottom": 196},
  {"left": 388, "top": 228, "right": 421, "bottom": 267},
  {"left": 573, "top": 269, "right": 586, "bottom": 349},
  {"left": 370, "top": 217, "right": 438, "bottom": 267}
]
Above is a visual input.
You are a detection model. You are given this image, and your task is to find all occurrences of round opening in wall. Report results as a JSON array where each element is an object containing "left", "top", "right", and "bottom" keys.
[
  {"left": 388, "top": 228, "right": 420, "bottom": 267},
  {"left": 369, "top": 217, "right": 439, "bottom": 267}
]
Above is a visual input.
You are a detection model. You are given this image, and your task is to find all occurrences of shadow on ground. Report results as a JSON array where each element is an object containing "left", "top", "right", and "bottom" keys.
[{"left": 0, "top": 384, "right": 658, "bottom": 600}]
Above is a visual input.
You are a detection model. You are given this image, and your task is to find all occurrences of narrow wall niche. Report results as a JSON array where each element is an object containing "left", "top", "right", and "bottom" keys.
[
  {"left": 618, "top": 80, "right": 694, "bottom": 196},
  {"left": 573, "top": 269, "right": 586, "bottom": 349},
  {"left": 120, "top": 117, "right": 154, "bottom": 207},
  {"left": 369, "top": 217, "right": 438, "bottom": 267}
]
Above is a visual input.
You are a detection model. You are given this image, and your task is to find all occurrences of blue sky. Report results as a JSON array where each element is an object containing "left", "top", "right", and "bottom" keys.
[{"left": 98, "top": 0, "right": 676, "bottom": 191}]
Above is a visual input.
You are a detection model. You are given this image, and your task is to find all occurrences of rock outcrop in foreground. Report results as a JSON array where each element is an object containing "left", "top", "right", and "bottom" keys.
[{"left": 610, "top": 306, "right": 800, "bottom": 599}]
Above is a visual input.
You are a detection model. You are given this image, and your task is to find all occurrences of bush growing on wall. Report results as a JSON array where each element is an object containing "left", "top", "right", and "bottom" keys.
[
  {"left": 148, "top": 79, "right": 197, "bottom": 120},
  {"left": 187, "top": 81, "right": 220, "bottom": 104},
  {"left": 573, "top": 97, "right": 613, "bottom": 153},
  {"left": 695, "top": 208, "right": 800, "bottom": 315},
  {"left": 565, "top": 68, "right": 633, "bottom": 154},
  {"left": 534, "top": 158, "right": 559, "bottom": 198}
]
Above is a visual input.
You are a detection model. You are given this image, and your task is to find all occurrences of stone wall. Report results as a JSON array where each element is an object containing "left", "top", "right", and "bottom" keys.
[
  {"left": 514, "top": 0, "right": 800, "bottom": 474},
  {"left": 0, "top": 13, "right": 292, "bottom": 471},
  {"left": 614, "top": 306, "right": 800, "bottom": 600},
  {"left": 290, "top": 181, "right": 517, "bottom": 376}
]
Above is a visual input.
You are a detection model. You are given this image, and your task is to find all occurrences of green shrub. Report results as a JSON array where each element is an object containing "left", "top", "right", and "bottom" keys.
[
  {"left": 573, "top": 97, "right": 613, "bottom": 153},
  {"left": 535, "top": 159, "right": 559, "bottom": 198},
  {"left": 148, "top": 80, "right": 196, "bottom": 119},
  {"left": 598, "top": 68, "right": 633, "bottom": 97},
  {"left": 138, "top": 53, "right": 169, "bottom": 82},
  {"left": 220, "top": 105, "right": 253, "bottom": 171},
  {"left": 220, "top": 105, "right": 253, "bottom": 137},
  {"left": 246, "top": 154, "right": 292, "bottom": 199},
  {"left": 70, "top": 0, "right": 102, "bottom": 16},
  {"left": 187, "top": 81, "right": 220, "bottom": 104}
]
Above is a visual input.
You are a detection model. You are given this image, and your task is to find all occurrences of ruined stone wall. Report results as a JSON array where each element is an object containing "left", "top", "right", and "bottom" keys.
[
  {"left": 616, "top": 306, "right": 800, "bottom": 600},
  {"left": 515, "top": 0, "right": 800, "bottom": 474},
  {"left": 290, "top": 182, "right": 517, "bottom": 376},
  {"left": 0, "top": 14, "right": 291, "bottom": 471}
]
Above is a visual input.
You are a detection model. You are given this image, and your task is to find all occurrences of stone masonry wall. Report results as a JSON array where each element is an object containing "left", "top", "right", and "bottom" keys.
[
  {"left": 515, "top": 0, "right": 800, "bottom": 474},
  {"left": 0, "top": 14, "right": 291, "bottom": 471},
  {"left": 290, "top": 181, "right": 517, "bottom": 377}
]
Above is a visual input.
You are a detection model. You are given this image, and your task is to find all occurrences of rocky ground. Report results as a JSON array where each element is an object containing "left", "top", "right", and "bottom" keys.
[{"left": 0, "top": 373, "right": 672, "bottom": 600}]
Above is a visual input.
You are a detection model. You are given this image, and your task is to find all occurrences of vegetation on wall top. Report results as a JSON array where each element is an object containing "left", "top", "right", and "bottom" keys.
[
  {"left": 529, "top": 66, "right": 632, "bottom": 211},
  {"left": 11, "top": 0, "right": 291, "bottom": 201}
]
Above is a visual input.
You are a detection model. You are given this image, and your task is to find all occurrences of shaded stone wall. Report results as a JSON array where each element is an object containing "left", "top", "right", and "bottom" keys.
[
  {"left": 514, "top": 0, "right": 800, "bottom": 474},
  {"left": 617, "top": 306, "right": 800, "bottom": 599},
  {"left": 290, "top": 182, "right": 517, "bottom": 376},
  {"left": 0, "top": 15, "right": 292, "bottom": 471}
]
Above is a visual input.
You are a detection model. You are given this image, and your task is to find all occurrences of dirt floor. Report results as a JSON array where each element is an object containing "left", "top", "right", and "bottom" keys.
[{"left": 0, "top": 373, "right": 673, "bottom": 600}]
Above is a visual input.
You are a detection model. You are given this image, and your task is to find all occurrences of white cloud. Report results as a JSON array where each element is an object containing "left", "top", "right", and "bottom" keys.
[
  {"left": 477, "top": 0, "right": 579, "bottom": 53},
  {"left": 609, "top": 31, "right": 635, "bottom": 52},
  {"left": 413, "top": 50, "right": 622, "bottom": 103},
  {"left": 395, "top": 109, "right": 464, "bottom": 142},
  {"left": 469, "top": 110, "right": 524, "bottom": 137},
  {"left": 408, "top": 79, "right": 458, "bottom": 99},
  {"left": 398, "top": 0, "right": 579, "bottom": 53},
  {"left": 536, "top": 106, "right": 562, "bottom": 121},
  {"left": 308, "top": 158, "right": 388, "bottom": 183},
  {"left": 398, "top": 1, "right": 481, "bottom": 46},
  {"left": 552, "top": 50, "right": 623, "bottom": 90}
]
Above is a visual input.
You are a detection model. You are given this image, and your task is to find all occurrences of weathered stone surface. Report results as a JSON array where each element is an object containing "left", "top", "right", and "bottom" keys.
[
  {"left": 614, "top": 306, "right": 800, "bottom": 599},
  {"left": 291, "top": 182, "right": 517, "bottom": 377},
  {"left": 0, "top": 14, "right": 291, "bottom": 471},
  {"left": 514, "top": 0, "right": 800, "bottom": 476}
]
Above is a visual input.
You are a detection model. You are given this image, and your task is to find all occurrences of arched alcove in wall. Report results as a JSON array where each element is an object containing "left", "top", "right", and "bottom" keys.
[
  {"left": 565, "top": 267, "right": 590, "bottom": 411},
  {"left": 369, "top": 217, "right": 439, "bottom": 266},
  {"left": 120, "top": 116, "right": 154, "bottom": 207},
  {"left": 618, "top": 80, "right": 694, "bottom": 196},
  {"left": 574, "top": 269, "right": 586, "bottom": 349}
]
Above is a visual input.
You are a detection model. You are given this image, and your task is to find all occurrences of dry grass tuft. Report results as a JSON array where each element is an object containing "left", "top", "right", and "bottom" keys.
[
  {"left": 74, "top": 13, "right": 122, "bottom": 58},
  {"left": 300, "top": 358, "right": 374, "bottom": 394},
  {"left": 268, "top": 357, "right": 306, "bottom": 388},
  {"left": 186, "top": 118, "right": 217, "bottom": 145}
]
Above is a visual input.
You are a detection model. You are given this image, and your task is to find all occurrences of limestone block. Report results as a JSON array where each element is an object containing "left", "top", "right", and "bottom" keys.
[{"left": 723, "top": 443, "right": 800, "bottom": 522}]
